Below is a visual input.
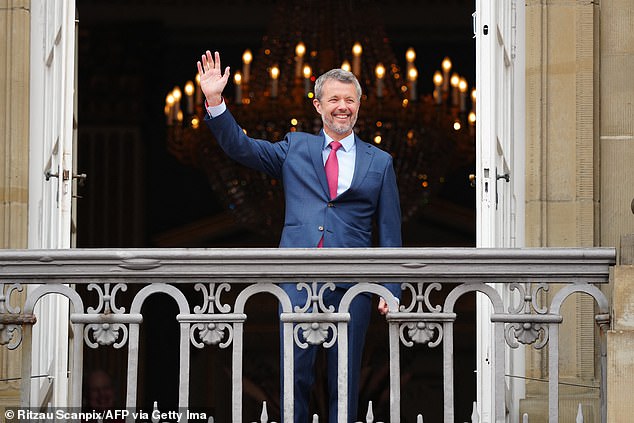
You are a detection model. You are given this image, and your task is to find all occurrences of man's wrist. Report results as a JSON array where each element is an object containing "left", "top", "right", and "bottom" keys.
[
  {"left": 205, "top": 98, "right": 227, "bottom": 118},
  {"left": 205, "top": 95, "right": 223, "bottom": 107}
]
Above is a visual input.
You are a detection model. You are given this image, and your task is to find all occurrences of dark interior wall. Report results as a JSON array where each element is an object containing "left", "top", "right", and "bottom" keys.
[{"left": 76, "top": 0, "right": 476, "bottom": 248}]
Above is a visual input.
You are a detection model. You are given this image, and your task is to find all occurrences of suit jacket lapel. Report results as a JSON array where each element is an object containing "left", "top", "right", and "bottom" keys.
[
  {"left": 310, "top": 131, "right": 330, "bottom": 197},
  {"left": 348, "top": 135, "right": 374, "bottom": 193}
]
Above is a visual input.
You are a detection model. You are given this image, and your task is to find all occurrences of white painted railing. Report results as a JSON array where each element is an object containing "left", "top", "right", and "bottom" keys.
[{"left": 0, "top": 248, "right": 614, "bottom": 422}]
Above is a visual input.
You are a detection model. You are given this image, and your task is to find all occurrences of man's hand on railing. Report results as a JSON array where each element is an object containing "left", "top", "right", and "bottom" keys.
[{"left": 378, "top": 297, "right": 389, "bottom": 315}]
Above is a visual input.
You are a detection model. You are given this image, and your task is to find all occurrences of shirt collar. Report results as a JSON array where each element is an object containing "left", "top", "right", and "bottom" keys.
[{"left": 323, "top": 131, "right": 355, "bottom": 152}]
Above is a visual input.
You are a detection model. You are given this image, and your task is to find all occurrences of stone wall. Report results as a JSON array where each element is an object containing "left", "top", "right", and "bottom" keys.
[
  {"left": 523, "top": 0, "right": 602, "bottom": 419},
  {"left": 0, "top": 0, "right": 30, "bottom": 410},
  {"left": 608, "top": 260, "right": 634, "bottom": 421}
]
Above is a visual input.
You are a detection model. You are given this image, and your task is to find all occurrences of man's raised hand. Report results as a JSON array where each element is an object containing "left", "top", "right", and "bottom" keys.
[{"left": 197, "top": 50, "right": 230, "bottom": 107}]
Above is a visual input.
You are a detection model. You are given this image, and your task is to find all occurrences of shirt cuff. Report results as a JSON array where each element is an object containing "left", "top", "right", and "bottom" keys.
[{"left": 205, "top": 99, "right": 227, "bottom": 118}]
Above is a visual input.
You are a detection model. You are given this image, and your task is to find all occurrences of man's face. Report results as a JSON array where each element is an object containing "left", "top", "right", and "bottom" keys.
[
  {"left": 87, "top": 371, "right": 115, "bottom": 409},
  {"left": 313, "top": 79, "right": 360, "bottom": 140}
]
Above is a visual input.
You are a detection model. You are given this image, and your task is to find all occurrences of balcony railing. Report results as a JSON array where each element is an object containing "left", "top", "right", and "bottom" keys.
[{"left": 0, "top": 247, "right": 615, "bottom": 422}]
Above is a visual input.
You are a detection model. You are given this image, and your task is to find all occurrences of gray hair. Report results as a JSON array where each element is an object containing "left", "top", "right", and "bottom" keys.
[{"left": 314, "top": 68, "right": 362, "bottom": 101}]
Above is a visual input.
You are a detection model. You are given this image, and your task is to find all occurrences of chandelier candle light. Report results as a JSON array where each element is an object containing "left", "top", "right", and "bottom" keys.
[
  {"left": 375, "top": 63, "right": 385, "bottom": 99},
  {"left": 450, "top": 73, "right": 460, "bottom": 107},
  {"left": 352, "top": 42, "right": 362, "bottom": 77},
  {"left": 441, "top": 56, "right": 452, "bottom": 93},
  {"left": 406, "top": 47, "right": 416, "bottom": 73},
  {"left": 184, "top": 81, "right": 194, "bottom": 115},
  {"left": 295, "top": 42, "right": 306, "bottom": 79},
  {"left": 242, "top": 49, "right": 253, "bottom": 84},
  {"left": 433, "top": 71, "right": 443, "bottom": 105},
  {"left": 195, "top": 73, "right": 202, "bottom": 105},
  {"left": 341, "top": 60, "right": 351, "bottom": 73},
  {"left": 459, "top": 78, "right": 468, "bottom": 112},
  {"left": 270, "top": 65, "right": 280, "bottom": 98},
  {"left": 234, "top": 72, "right": 243, "bottom": 104},
  {"left": 408, "top": 67, "right": 418, "bottom": 102},
  {"left": 303, "top": 65, "right": 312, "bottom": 96}
]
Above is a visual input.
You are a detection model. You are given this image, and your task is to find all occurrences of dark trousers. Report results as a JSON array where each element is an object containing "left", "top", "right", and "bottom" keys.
[{"left": 280, "top": 286, "right": 372, "bottom": 423}]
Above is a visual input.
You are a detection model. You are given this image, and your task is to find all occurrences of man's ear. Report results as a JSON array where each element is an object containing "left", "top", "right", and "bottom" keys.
[{"left": 312, "top": 98, "right": 321, "bottom": 113}]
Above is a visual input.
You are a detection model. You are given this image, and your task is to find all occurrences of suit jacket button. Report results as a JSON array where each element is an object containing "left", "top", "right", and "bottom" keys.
[
  {"left": 318, "top": 226, "right": 324, "bottom": 231},
  {"left": 327, "top": 202, "right": 334, "bottom": 207}
]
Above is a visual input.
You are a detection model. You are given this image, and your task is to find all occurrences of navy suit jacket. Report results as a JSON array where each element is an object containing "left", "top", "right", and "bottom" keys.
[{"left": 206, "top": 109, "right": 402, "bottom": 298}]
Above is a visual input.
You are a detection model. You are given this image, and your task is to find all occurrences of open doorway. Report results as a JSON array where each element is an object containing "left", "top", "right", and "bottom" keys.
[{"left": 76, "top": 0, "right": 477, "bottom": 420}]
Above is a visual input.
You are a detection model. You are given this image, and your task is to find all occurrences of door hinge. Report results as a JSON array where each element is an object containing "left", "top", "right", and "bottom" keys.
[{"left": 497, "top": 173, "right": 510, "bottom": 182}]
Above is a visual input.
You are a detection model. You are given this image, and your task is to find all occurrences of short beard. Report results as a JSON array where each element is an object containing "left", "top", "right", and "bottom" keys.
[{"left": 322, "top": 115, "right": 357, "bottom": 135}]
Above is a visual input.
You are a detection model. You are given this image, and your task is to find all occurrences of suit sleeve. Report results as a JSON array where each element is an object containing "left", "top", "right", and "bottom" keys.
[
  {"left": 376, "top": 155, "right": 403, "bottom": 299},
  {"left": 205, "top": 109, "right": 288, "bottom": 179}
]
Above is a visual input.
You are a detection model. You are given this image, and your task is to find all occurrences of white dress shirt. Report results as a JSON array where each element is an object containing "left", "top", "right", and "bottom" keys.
[{"left": 322, "top": 132, "right": 355, "bottom": 197}]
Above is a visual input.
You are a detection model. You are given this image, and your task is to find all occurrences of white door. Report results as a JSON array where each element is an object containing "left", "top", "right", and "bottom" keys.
[
  {"left": 28, "top": 0, "right": 77, "bottom": 407},
  {"left": 475, "top": 0, "right": 525, "bottom": 421}
]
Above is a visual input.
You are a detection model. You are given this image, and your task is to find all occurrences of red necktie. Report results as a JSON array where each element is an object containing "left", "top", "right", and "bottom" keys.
[
  {"left": 325, "top": 141, "right": 342, "bottom": 200},
  {"left": 318, "top": 141, "right": 342, "bottom": 248}
]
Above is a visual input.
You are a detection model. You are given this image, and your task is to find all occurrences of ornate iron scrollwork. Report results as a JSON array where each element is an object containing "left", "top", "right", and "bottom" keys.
[
  {"left": 85, "top": 322, "right": 128, "bottom": 348},
  {"left": 84, "top": 283, "right": 129, "bottom": 348},
  {"left": 294, "top": 282, "right": 337, "bottom": 349},
  {"left": 398, "top": 282, "right": 444, "bottom": 347},
  {"left": 190, "top": 283, "right": 234, "bottom": 348},
  {"left": 504, "top": 283, "right": 549, "bottom": 349},
  {"left": 401, "top": 321, "right": 443, "bottom": 348},
  {"left": 0, "top": 283, "right": 25, "bottom": 350},
  {"left": 191, "top": 322, "right": 234, "bottom": 349}
]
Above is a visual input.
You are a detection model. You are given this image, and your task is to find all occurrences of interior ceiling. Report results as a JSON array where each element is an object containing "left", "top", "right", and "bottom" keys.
[{"left": 78, "top": 0, "right": 474, "bottom": 43}]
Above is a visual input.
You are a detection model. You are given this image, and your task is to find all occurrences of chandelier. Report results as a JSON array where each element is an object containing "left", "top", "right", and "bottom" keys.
[{"left": 164, "top": 0, "right": 475, "bottom": 240}]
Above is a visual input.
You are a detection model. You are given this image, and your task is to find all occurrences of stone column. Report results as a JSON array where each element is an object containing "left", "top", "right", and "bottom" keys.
[
  {"left": 0, "top": 0, "right": 31, "bottom": 410},
  {"left": 599, "top": 0, "right": 634, "bottom": 258},
  {"left": 607, "top": 238, "right": 634, "bottom": 421},
  {"left": 602, "top": 0, "right": 634, "bottom": 416},
  {"left": 523, "top": 0, "right": 602, "bottom": 419}
]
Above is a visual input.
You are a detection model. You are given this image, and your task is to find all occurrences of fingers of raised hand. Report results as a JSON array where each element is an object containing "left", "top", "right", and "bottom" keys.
[
  {"left": 199, "top": 50, "right": 216, "bottom": 74},
  {"left": 214, "top": 51, "right": 221, "bottom": 71}
]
